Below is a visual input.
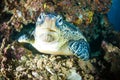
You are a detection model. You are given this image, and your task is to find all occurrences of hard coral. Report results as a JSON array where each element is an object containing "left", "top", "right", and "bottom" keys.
[
  {"left": 0, "top": 23, "right": 11, "bottom": 41},
  {"left": 24, "top": 0, "right": 44, "bottom": 11},
  {"left": 92, "top": 0, "right": 112, "bottom": 14},
  {"left": 0, "top": 0, "right": 118, "bottom": 80},
  {"left": 102, "top": 41, "right": 120, "bottom": 80}
]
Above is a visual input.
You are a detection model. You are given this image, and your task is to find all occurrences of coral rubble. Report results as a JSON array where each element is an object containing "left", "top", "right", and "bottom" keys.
[{"left": 0, "top": 0, "right": 120, "bottom": 80}]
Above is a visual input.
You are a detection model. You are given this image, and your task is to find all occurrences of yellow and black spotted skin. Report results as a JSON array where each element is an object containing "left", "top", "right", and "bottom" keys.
[{"left": 18, "top": 13, "right": 90, "bottom": 60}]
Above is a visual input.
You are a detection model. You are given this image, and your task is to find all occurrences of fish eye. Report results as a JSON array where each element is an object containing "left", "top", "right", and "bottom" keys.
[
  {"left": 37, "top": 13, "right": 45, "bottom": 25},
  {"left": 40, "top": 13, "right": 44, "bottom": 19},
  {"left": 57, "top": 16, "right": 63, "bottom": 26}
]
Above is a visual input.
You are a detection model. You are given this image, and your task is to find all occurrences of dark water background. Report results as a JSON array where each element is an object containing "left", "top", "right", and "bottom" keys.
[{"left": 108, "top": 0, "right": 120, "bottom": 31}]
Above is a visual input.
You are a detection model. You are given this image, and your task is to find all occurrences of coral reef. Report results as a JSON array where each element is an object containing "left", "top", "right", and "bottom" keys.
[{"left": 0, "top": 0, "right": 120, "bottom": 80}]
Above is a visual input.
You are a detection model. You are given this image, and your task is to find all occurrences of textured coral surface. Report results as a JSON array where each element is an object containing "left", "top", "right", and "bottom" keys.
[{"left": 0, "top": 0, "right": 120, "bottom": 80}]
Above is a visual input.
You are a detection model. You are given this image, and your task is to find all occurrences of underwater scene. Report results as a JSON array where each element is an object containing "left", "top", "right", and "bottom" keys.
[{"left": 0, "top": 0, "right": 120, "bottom": 80}]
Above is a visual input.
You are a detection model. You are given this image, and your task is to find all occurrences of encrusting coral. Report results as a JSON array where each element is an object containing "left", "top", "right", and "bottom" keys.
[{"left": 1, "top": 0, "right": 120, "bottom": 80}]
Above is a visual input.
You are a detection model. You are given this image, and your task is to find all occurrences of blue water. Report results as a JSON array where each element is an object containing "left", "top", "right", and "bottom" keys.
[{"left": 108, "top": 0, "right": 120, "bottom": 31}]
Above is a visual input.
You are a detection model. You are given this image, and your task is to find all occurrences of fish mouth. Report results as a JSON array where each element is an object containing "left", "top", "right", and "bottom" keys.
[
  {"left": 48, "top": 29, "right": 56, "bottom": 32},
  {"left": 40, "top": 27, "right": 57, "bottom": 32},
  {"left": 39, "top": 33, "right": 55, "bottom": 42},
  {"left": 35, "top": 27, "right": 59, "bottom": 42}
]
